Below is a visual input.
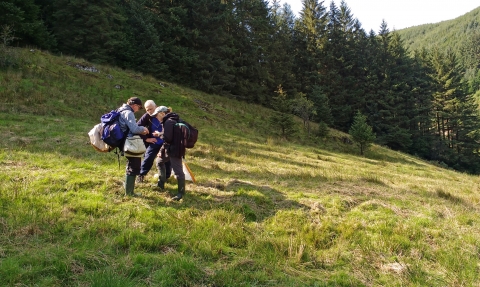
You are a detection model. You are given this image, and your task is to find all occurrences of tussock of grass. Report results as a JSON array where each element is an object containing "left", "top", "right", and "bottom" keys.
[{"left": 1, "top": 48, "right": 480, "bottom": 286}]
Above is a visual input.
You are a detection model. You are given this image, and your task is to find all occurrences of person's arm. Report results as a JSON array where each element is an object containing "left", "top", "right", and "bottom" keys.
[
  {"left": 124, "top": 111, "right": 148, "bottom": 135},
  {"left": 152, "top": 126, "right": 164, "bottom": 145},
  {"left": 137, "top": 113, "right": 150, "bottom": 127},
  {"left": 137, "top": 113, "right": 153, "bottom": 141}
]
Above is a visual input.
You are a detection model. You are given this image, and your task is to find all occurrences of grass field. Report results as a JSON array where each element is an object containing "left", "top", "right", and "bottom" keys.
[{"left": 1, "top": 48, "right": 480, "bottom": 286}]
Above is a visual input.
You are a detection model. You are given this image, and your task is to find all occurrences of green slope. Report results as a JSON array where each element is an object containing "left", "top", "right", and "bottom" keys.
[
  {"left": 397, "top": 6, "right": 480, "bottom": 56},
  {"left": 1, "top": 48, "right": 480, "bottom": 286}
]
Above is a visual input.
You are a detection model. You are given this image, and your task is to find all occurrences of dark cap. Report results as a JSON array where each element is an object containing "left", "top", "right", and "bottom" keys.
[{"left": 127, "top": 97, "right": 142, "bottom": 108}]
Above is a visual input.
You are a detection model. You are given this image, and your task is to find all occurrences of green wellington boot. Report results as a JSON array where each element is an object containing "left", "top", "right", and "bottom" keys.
[
  {"left": 172, "top": 179, "right": 185, "bottom": 201},
  {"left": 125, "top": 175, "right": 141, "bottom": 197}
]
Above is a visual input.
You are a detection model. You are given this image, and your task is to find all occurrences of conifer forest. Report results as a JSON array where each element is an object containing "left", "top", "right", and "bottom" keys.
[{"left": 2, "top": 0, "right": 480, "bottom": 173}]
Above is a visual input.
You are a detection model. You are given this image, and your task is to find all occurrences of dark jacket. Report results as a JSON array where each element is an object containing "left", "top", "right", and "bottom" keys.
[
  {"left": 137, "top": 113, "right": 152, "bottom": 147},
  {"left": 162, "top": 112, "right": 185, "bottom": 158},
  {"left": 137, "top": 112, "right": 163, "bottom": 147},
  {"left": 137, "top": 112, "right": 152, "bottom": 130}
]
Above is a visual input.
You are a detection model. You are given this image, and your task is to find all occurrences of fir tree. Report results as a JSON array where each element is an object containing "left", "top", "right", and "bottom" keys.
[
  {"left": 309, "top": 85, "right": 333, "bottom": 125},
  {"left": 366, "top": 24, "right": 414, "bottom": 151},
  {"left": 228, "top": 0, "right": 273, "bottom": 103},
  {"left": 268, "top": 2, "right": 297, "bottom": 96},
  {"left": 320, "top": 0, "right": 366, "bottom": 130},
  {"left": 408, "top": 48, "right": 435, "bottom": 158},
  {"left": 269, "top": 85, "right": 296, "bottom": 139},
  {"left": 293, "top": 0, "right": 327, "bottom": 94},
  {"left": 293, "top": 92, "right": 316, "bottom": 136},
  {"left": 428, "top": 47, "right": 480, "bottom": 172},
  {"left": 118, "top": 0, "right": 167, "bottom": 74},
  {"left": 349, "top": 111, "right": 376, "bottom": 155},
  {"left": 0, "top": 0, "right": 53, "bottom": 48},
  {"left": 51, "top": 0, "right": 127, "bottom": 64}
]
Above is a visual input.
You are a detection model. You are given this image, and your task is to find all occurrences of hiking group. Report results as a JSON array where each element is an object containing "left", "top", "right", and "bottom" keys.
[{"left": 109, "top": 96, "right": 190, "bottom": 201}]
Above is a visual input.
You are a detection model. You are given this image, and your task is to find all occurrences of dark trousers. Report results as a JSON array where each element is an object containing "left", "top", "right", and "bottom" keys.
[
  {"left": 157, "top": 155, "right": 181, "bottom": 180},
  {"left": 140, "top": 144, "right": 162, "bottom": 176},
  {"left": 157, "top": 157, "right": 185, "bottom": 180},
  {"left": 126, "top": 156, "right": 141, "bottom": 176},
  {"left": 168, "top": 156, "right": 184, "bottom": 180}
]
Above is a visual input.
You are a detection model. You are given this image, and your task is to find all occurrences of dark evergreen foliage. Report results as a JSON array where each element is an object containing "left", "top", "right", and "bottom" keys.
[
  {"left": 269, "top": 85, "right": 296, "bottom": 138},
  {"left": 268, "top": 1, "right": 297, "bottom": 97},
  {"left": 4, "top": 0, "right": 480, "bottom": 173},
  {"left": 349, "top": 111, "right": 376, "bottom": 155},
  {"left": 397, "top": 6, "right": 480, "bottom": 66},
  {"left": 426, "top": 48, "right": 480, "bottom": 172},
  {"left": 0, "top": 0, "right": 54, "bottom": 49},
  {"left": 51, "top": 0, "right": 127, "bottom": 64},
  {"left": 309, "top": 85, "right": 333, "bottom": 125},
  {"left": 292, "top": 92, "right": 316, "bottom": 136}
]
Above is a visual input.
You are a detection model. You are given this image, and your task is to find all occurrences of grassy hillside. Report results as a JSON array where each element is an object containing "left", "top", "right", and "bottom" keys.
[
  {"left": 1, "top": 48, "right": 480, "bottom": 286},
  {"left": 397, "top": 6, "right": 480, "bottom": 57}
]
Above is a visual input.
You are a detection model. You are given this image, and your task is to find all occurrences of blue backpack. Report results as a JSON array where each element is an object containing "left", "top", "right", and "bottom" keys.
[{"left": 101, "top": 110, "right": 127, "bottom": 151}]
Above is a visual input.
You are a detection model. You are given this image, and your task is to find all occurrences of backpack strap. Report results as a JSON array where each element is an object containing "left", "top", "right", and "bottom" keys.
[
  {"left": 115, "top": 106, "right": 131, "bottom": 137},
  {"left": 176, "top": 122, "right": 191, "bottom": 139},
  {"left": 113, "top": 147, "right": 122, "bottom": 169}
]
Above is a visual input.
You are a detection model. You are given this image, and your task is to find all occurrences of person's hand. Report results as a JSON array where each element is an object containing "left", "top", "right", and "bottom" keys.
[
  {"left": 142, "top": 127, "right": 149, "bottom": 135},
  {"left": 153, "top": 130, "right": 164, "bottom": 137},
  {"left": 147, "top": 138, "right": 157, "bottom": 144}
]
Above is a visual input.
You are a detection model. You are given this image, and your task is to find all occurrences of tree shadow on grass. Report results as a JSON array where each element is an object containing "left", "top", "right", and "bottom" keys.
[{"left": 141, "top": 176, "right": 309, "bottom": 223}]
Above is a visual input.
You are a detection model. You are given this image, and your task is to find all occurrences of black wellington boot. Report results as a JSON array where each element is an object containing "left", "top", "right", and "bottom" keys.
[
  {"left": 156, "top": 164, "right": 166, "bottom": 191},
  {"left": 172, "top": 179, "right": 185, "bottom": 201}
]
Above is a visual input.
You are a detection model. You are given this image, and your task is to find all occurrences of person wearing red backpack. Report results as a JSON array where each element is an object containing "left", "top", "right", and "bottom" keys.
[{"left": 153, "top": 106, "right": 186, "bottom": 201}]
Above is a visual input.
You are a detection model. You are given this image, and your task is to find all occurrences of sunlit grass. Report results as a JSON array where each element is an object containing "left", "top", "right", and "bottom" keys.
[{"left": 1, "top": 48, "right": 480, "bottom": 286}]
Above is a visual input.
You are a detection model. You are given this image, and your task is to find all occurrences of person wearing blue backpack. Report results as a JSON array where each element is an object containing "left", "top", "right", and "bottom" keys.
[{"left": 118, "top": 97, "right": 149, "bottom": 197}]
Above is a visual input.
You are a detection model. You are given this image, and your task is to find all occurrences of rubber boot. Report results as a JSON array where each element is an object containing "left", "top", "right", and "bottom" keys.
[
  {"left": 172, "top": 179, "right": 185, "bottom": 201},
  {"left": 156, "top": 164, "right": 166, "bottom": 190},
  {"left": 165, "top": 161, "right": 172, "bottom": 179},
  {"left": 125, "top": 175, "right": 141, "bottom": 197}
]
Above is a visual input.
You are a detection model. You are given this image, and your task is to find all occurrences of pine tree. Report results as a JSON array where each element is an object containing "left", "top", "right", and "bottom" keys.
[
  {"left": 185, "top": 0, "right": 236, "bottom": 94},
  {"left": 365, "top": 24, "right": 415, "bottom": 151},
  {"left": 430, "top": 48, "right": 461, "bottom": 148},
  {"left": 428, "top": 47, "right": 480, "bottom": 172},
  {"left": 51, "top": 0, "right": 127, "bottom": 64},
  {"left": 453, "top": 91, "right": 480, "bottom": 173},
  {"left": 228, "top": 0, "right": 273, "bottom": 104},
  {"left": 408, "top": 48, "right": 435, "bottom": 158},
  {"left": 0, "top": 0, "right": 53, "bottom": 48},
  {"left": 292, "top": 92, "right": 316, "bottom": 136},
  {"left": 269, "top": 85, "right": 296, "bottom": 138},
  {"left": 268, "top": 2, "right": 297, "bottom": 96},
  {"left": 309, "top": 85, "right": 333, "bottom": 125},
  {"left": 120, "top": 0, "right": 167, "bottom": 74},
  {"left": 319, "top": 0, "right": 366, "bottom": 130},
  {"left": 293, "top": 0, "right": 327, "bottom": 94},
  {"left": 460, "top": 29, "right": 480, "bottom": 69},
  {"left": 349, "top": 111, "right": 376, "bottom": 155}
]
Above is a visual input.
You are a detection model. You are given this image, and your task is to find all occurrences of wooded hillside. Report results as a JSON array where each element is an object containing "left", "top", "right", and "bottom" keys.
[
  {"left": 1, "top": 0, "right": 480, "bottom": 172},
  {"left": 398, "top": 6, "right": 480, "bottom": 65}
]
